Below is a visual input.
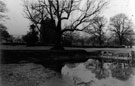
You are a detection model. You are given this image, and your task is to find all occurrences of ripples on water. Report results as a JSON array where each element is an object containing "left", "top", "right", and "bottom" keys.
[{"left": 62, "top": 59, "right": 135, "bottom": 86}]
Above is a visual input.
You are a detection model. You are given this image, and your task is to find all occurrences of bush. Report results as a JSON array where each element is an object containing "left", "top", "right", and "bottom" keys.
[{"left": 22, "top": 32, "right": 38, "bottom": 46}]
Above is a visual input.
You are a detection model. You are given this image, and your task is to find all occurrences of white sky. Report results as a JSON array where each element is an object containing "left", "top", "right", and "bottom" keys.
[{"left": 2, "top": 0, "right": 135, "bottom": 36}]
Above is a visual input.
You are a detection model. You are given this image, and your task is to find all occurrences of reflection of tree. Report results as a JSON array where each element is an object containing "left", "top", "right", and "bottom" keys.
[
  {"left": 109, "top": 13, "right": 135, "bottom": 46},
  {"left": 23, "top": 0, "right": 108, "bottom": 49},
  {"left": 111, "top": 63, "right": 132, "bottom": 81}
]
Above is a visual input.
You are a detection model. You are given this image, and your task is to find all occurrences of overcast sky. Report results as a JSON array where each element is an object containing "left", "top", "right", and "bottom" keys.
[{"left": 3, "top": 0, "right": 135, "bottom": 36}]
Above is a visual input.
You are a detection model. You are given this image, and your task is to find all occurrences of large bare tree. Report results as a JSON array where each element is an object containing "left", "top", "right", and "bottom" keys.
[
  {"left": 109, "top": 13, "right": 134, "bottom": 46},
  {"left": 23, "top": 0, "right": 107, "bottom": 49}
]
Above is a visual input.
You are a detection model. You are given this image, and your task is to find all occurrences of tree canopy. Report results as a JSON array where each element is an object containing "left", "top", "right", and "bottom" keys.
[
  {"left": 109, "top": 13, "right": 135, "bottom": 46},
  {"left": 86, "top": 16, "right": 107, "bottom": 46}
]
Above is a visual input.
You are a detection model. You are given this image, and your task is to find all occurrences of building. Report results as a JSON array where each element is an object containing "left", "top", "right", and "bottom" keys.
[{"left": 40, "top": 18, "right": 56, "bottom": 45}]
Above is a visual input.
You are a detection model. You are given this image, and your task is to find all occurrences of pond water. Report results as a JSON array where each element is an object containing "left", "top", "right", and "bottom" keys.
[
  {"left": 1, "top": 58, "right": 135, "bottom": 86},
  {"left": 61, "top": 59, "right": 135, "bottom": 86}
]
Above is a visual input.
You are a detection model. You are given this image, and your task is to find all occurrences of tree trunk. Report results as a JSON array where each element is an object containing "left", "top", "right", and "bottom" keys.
[
  {"left": 99, "top": 36, "right": 102, "bottom": 46},
  {"left": 51, "top": 20, "right": 64, "bottom": 50},
  {"left": 119, "top": 37, "right": 122, "bottom": 46},
  {"left": 98, "top": 34, "right": 102, "bottom": 46}
]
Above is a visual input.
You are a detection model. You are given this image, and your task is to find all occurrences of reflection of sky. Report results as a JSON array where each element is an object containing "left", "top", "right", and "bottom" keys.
[
  {"left": 62, "top": 59, "right": 135, "bottom": 86},
  {"left": 3, "top": 0, "right": 135, "bottom": 36}
]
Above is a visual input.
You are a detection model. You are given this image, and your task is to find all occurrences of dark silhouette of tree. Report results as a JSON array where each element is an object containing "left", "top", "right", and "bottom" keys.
[
  {"left": 0, "top": 25, "right": 11, "bottom": 42},
  {"left": 109, "top": 13, "right": 134, "bottom": 46},
  {"left": 85, "top": 16, "right": 107, "bottom": 46},
  {"left": 22, "top": 24, "right": 38, "bottom": 46},
  {"left": 0, "top": 1, "right": 10, "bottom": 43},
  {"left": 23, "top": 0, "right": 108, "bottom": 49}
]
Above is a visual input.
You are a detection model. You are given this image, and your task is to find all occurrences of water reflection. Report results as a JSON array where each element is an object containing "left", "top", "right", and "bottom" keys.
[{"left": 62, "top": 59, "right": 135, "bottom": 86}]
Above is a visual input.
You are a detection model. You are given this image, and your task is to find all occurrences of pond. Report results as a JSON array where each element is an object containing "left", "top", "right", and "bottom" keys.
[
  {"left": 61, "top": 59, "right": 135, "bottom": 86},
  {"left": 1, "top": 58, "right": 135, "bottom": 86}
]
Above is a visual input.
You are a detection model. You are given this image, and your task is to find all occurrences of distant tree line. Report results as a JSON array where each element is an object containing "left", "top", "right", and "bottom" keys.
[
  {"left": 64, "top": 14, "right": 135, "bottom": 47},
  {"left": 0, "top": 24, "right": 12, "bottom": 43},
  {"left": 22, "top": 24, "right": 38, "bottom": 46}
]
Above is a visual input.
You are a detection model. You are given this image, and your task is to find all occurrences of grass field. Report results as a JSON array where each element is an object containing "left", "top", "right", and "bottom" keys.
[{"left": 0, "top": 45, "right": 135, "bottom": 53}]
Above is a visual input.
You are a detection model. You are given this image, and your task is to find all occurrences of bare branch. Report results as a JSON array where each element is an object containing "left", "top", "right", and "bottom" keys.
[
  {"left": 71, "top": 0, "right": 108, "bottom": 31},
  {"left": 62, "top": 28, "right": 83, "bottom": 33}
]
